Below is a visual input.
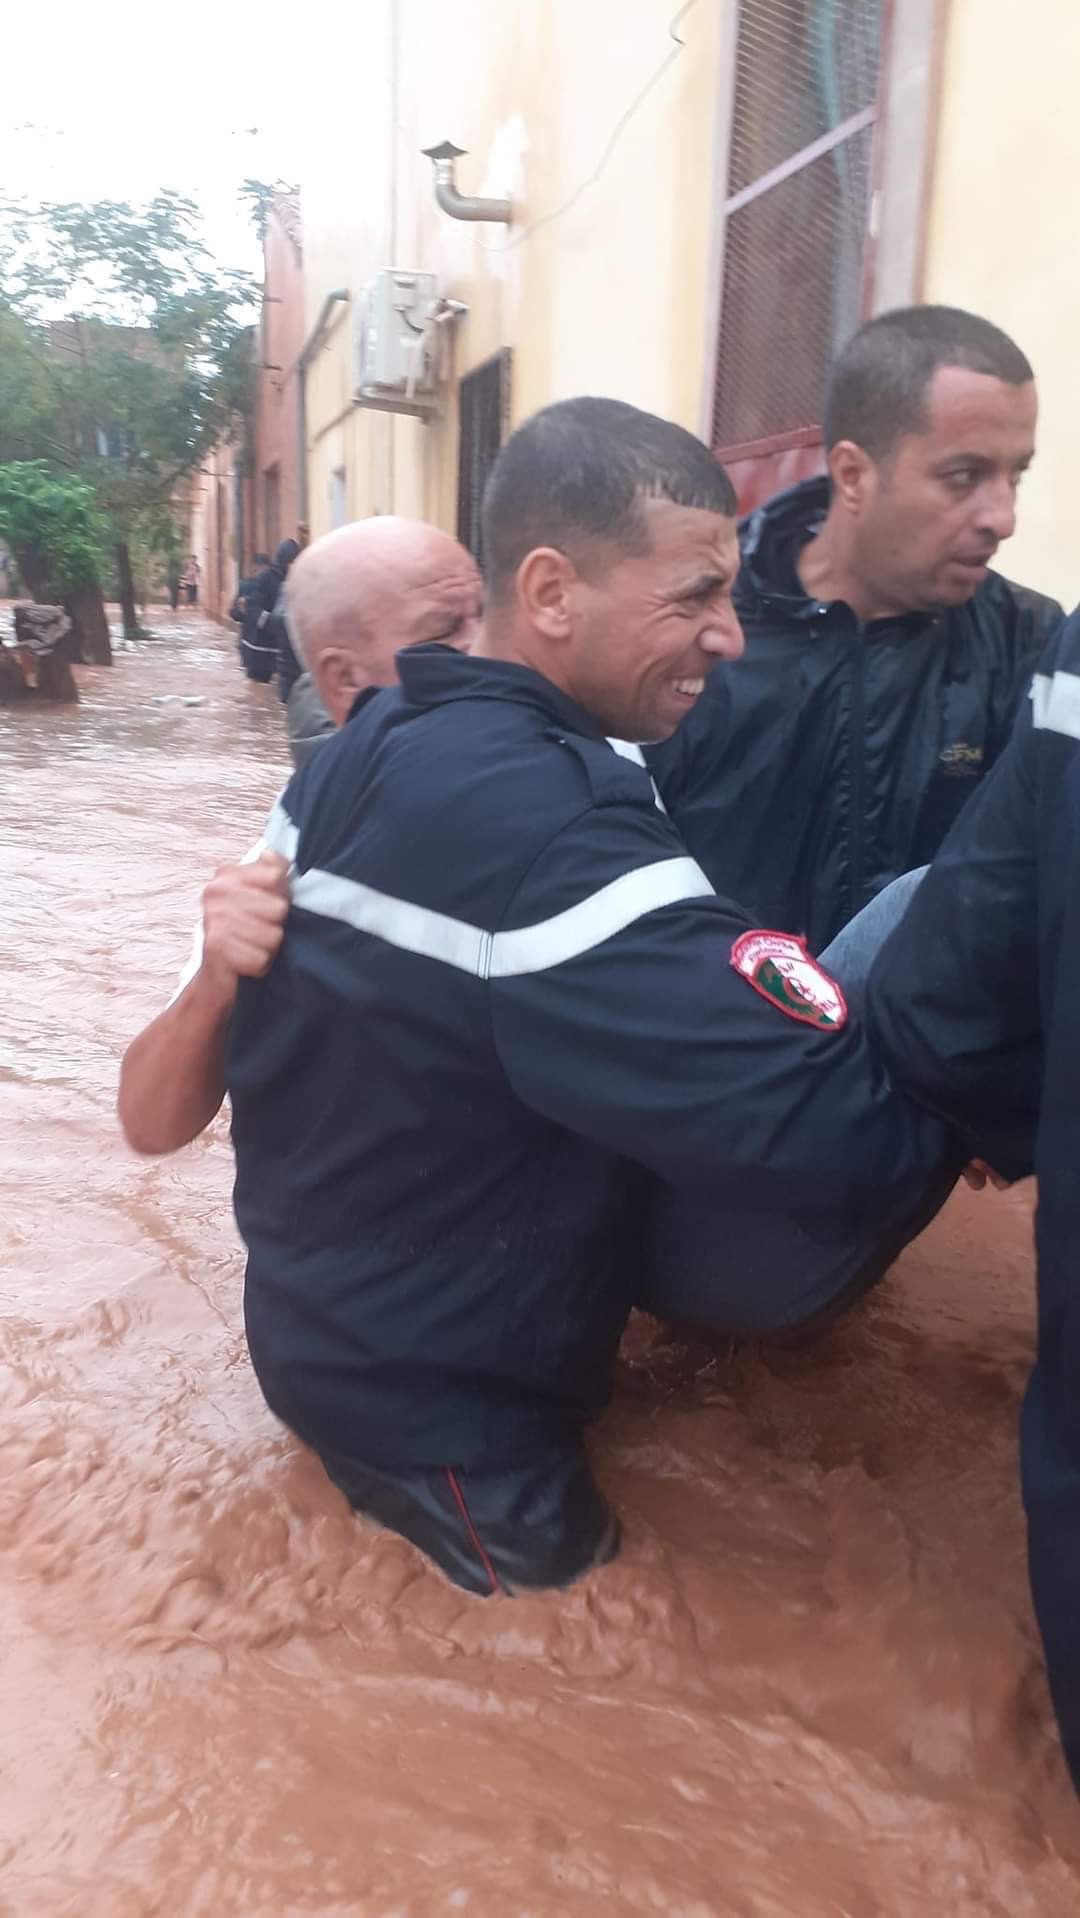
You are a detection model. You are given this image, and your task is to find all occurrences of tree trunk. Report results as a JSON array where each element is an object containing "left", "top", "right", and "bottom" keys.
[
  {"left": 16, "top": 547, "right": 54, "bottom": 602},
  {"left": 13, "top": 546, "right": 81, "bottom": 659},
  {"left": 64, "top": 581, "right": 112, "bottom": 666},
  {"left": 115, "top": 540, "right": 143, "bottom": 639},
  {"left": 64, "top": 616, "right": 85, "bottom": 665},
  {"left": 13, "top": 544, "right": 111, "bottom": 666},
  {"left": 36, "top": 643, "right": 79, "bottom": 702}
]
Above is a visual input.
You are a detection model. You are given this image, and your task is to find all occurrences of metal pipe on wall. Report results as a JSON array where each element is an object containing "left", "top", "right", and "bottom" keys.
[
  {"left": 421, "top": 142, "right": 513, "bottom": 224},
  {"left": 296, "top": 289, "right": 349, "bottom": 527}
]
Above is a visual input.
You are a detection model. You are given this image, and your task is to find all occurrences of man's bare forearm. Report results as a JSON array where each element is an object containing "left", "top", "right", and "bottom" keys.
[
  {"left": 119, "top": 849, "right": 289, "bottom": 1156},
  {"left": 118, "top": 968, "right": 235, "bottom": 1155}
]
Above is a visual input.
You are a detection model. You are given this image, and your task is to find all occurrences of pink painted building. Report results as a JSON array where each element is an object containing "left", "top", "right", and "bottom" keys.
[
  {"left": 253, "top": 191, "right": 305, "bottom": 556},
  {"left": 188, "top": 435, "right": 253, "bottom": 624},
  {"left": 188, "top": 192, "right": 305, "bottom": 622}
]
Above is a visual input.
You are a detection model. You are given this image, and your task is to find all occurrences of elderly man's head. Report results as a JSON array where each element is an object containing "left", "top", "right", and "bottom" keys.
[
  {"left": 285, "top": 517, "right": 482, "bottom": 725},
  {"left": 479, "top": 397, "right": 743, "bottom": 744}
]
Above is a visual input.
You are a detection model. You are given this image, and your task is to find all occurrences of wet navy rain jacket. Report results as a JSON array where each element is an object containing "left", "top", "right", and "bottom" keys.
[
  {"left": 226, "top": 644, "right": 949, "bottom": 1476},
  {"left": 646, "top": 477, "right": 1062, "bottom": 951},
  {"left": 229, "top": 572, "right": 260, "bottom": 628},
  {"left": 868, "top": 608, "right": 1080, "bottom": 1792},
  {"left": 240, "top": 539, "right": 299, "bottom": 685}
]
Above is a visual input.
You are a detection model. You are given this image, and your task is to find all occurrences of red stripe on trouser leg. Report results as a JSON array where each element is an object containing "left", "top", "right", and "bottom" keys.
[{"left": 445, "top": 1468, "right": 501, "bottom": 1595}]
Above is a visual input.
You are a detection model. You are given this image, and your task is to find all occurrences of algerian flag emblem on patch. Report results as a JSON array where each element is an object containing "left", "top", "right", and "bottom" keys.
[{"left": 730, "top": 930, "right": 848, "bottom": 1031}]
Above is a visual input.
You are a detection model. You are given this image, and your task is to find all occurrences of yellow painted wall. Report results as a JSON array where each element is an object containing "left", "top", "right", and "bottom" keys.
[
  {"left": 923, "top": 0, "right": 1080, "bottom": 609},
  {"left": 299, "top": 0, "right": 729, "bottom": 541},
  {"left": 299, "top": 0, "right": 398, "bottom": 537}
]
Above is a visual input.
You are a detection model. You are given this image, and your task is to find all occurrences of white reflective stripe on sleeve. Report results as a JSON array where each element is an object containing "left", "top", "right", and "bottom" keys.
[
  {"left": 262, "top": 799, "right": 299, "bottom": 863},
  {"left": 290, "top": 855, "right": 714, "bottom": 979},
  {"left": 1031, "top": 669, "right": 1080, "bottom": 741},
  {"left": 606, "top": 737, "right": 668, "bottom": 814},
  {"left": 487, "top": 856, "right": 711, "bottom": 977},
  {"left": 291, "top": 868, "right": 486, "bottom": 972},
  {"left": 164, "top": 811, "right": 296, "bottom": 1009}
]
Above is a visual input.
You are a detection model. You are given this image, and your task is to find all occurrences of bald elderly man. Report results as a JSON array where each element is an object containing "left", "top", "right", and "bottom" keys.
[
  {"left": 118, "top": 518, "right": 481, "bottom": 1155},
  {"left": 282, "top": 516, "right": 480, "bottom": 767}
]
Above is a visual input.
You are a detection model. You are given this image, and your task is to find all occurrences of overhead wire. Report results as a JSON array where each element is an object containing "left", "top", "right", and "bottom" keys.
[{"left": 477, "top": 0, "right": 700, "bottom": 255}]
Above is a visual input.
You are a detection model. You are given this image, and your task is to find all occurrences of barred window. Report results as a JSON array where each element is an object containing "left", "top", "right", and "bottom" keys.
[
  {"left": 457, "top": 350, "right": 512, "bottom": 569},
  {"left": 713, "top": 0, "right": 884, "bottom": 488}
]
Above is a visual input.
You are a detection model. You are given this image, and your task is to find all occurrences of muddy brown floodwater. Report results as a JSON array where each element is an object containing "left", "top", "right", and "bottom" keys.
[{"left": 2, "top": 609, "right": 1079, "bottom": 1918}]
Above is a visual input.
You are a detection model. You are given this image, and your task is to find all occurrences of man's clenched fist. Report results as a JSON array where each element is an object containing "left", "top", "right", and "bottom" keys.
[{"left": 200, "top": 851, "right": 290, "bottom": 993}]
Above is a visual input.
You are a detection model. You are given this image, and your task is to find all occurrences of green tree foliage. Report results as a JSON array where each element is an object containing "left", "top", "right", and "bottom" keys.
[
  {"left": 238, "top": 177, "right": 299, "bottom": 239},
  {"left": 0, "top": 308, "right": 72, "bottom": 467},
  {"left": 0, "top": 190, "right": 254, "bottom": 635},
  {"left": 0, "top": 461, "right": 106, "bottom": 599}
]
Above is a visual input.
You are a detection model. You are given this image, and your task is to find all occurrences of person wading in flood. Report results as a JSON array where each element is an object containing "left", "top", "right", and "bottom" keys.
[
  {"left": 120, "top": 399, "right": 964, "bottom": 1597},
  {"left": 230, "top": 552, "right": 271, "bottom": 670},
  {"left": 239, "top": 539, "right": 301, "bottom": 683}
]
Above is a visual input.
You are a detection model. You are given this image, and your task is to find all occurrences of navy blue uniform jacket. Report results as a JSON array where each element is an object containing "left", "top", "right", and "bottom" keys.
[
  {"left": 869, "top": 609, "right": 1080, "bottom": 1790},
  {"left": 227, "top": 645, "right": 948, "bottom": 1474}
]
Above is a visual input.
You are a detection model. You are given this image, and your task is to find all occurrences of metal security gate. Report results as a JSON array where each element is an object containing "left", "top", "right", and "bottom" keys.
[
  {"left": 456, "top": 350, "right": 512, "bottom": 569},
  {"left": 712, "top": 0, "right": 886, "bottom": 510}
]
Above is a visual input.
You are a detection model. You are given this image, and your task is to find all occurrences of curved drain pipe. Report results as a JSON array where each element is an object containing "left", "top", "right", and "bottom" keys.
[{"left": 421, "top": 142, "right": 512, "bottom": 225}]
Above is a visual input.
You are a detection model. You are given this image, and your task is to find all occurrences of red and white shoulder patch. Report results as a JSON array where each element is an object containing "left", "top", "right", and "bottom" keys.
[{"left": 730, "top": 929, "right": 848, "bottom": 1032}]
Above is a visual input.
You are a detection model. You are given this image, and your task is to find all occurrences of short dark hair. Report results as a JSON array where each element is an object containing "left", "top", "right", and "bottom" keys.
[
  {"left": 481, "top": 396, "right": 737, "bottom": 597},
  {"left": 824, "top": 305, "right": 1034, "bottom": 460}
]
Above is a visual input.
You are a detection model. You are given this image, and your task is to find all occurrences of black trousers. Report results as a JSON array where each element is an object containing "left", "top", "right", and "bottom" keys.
[{"left": 627, "top": 1158, "right": 961, "bottom": 1337}]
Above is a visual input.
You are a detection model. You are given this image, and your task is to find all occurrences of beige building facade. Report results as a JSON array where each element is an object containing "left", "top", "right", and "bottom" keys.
[
  {"left": 189, "top": 435, "right": 250, "bottom": 624},
  {"left": 923, "top": 0, "right": 1080, "bottom": 606},
  {"left": 297, "top": 0, "right": 1078, "bottom": 609},
  {"left": 300, "top": 0, "right": 735, "bottom": 544}
]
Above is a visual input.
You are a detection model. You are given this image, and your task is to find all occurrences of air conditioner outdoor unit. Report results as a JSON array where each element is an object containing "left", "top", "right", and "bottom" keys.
[{"left": 353, "top": 269, "right": 440, "bottom": 417}]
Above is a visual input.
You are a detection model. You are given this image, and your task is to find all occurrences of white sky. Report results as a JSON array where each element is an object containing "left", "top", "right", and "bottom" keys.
[{"left": 1, "top": 0, "right": 323, "bottom": 281}]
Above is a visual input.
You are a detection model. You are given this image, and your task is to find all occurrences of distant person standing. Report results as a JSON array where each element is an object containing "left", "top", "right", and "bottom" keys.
[
  {"left": 167, "top": 557, "right": 182, "bottom": 611},
  {"left": 181, "top": 556, "right": 201, "bottom": 606}
]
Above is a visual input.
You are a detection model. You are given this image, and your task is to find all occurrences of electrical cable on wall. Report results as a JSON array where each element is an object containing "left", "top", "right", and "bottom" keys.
[{"left": 479, "top": 0, "right": 700, "bottom": 255}]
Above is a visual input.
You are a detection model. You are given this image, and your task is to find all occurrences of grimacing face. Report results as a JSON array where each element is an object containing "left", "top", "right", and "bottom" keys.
[
  {"left": 308, "top": 542, "right": 483, "bottom": 724},
  {"left": 854, "top": 366, "right": 1037, "bottom": 611},
  {"left": 361, "top": 549, "right": 484, "bottom": 688},
  {"left": 567, "top": 499, "right": 744, "bottom": 743}
]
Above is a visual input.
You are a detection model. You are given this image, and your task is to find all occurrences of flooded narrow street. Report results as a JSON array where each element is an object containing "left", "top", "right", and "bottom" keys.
[{"left": 2, "top": 614, "right": 1078, "bottom": 1916}]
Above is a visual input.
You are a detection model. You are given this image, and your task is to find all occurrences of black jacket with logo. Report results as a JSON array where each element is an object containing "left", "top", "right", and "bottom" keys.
[{"left": 646, "top": 477, "right": 1062, "bottom": 951}]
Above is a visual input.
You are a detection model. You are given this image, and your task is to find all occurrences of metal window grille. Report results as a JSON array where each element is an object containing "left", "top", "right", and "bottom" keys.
[
  {"left": 456, "top": 350, "right": 512, "bottom": 569},
  {"left": 712, "top": 0, "right": 884, "bottom": 460}
]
